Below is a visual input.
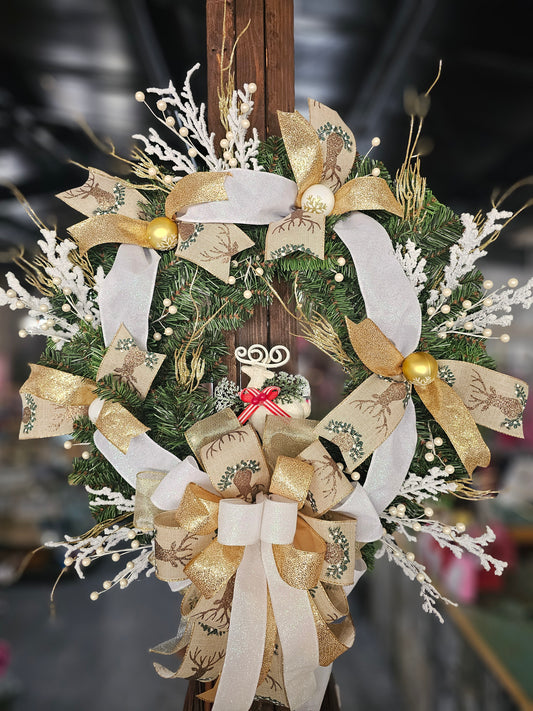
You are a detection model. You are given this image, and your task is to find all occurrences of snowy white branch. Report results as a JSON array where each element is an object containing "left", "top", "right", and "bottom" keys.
[
  {"left": 0, "top": 230, "right": 102, "bottom": 349},
  {"left": 133, "top": 64, "right": 261, "bottom": 175},
  {"left": 400, "top": 467, "right": 458, "bottom": 503},
  {"left": 85, "top": 486, "right": 135, "bottom": 513},
  {"left": 394, "top": 239, "right": 427, "bottom": 294},
  {"left": 45, "top": 524, "right": 154, "bottom": 598},
  {"left": 427, "top": 209, "right": 512, "bottom": 307}
]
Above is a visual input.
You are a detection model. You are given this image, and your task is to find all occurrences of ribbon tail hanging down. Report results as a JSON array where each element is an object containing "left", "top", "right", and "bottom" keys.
[
  {"left": 330, "top": 211, "right": 421, "bottom": 537},
  {"left": 415, "top": 379, "right": 491, "bottom": 475},
  {"left": 99, "top": 244, "right": 160, "bottom": 350},
  {"left": 212, "top": 498, "right": 268, "bottom": 711}
]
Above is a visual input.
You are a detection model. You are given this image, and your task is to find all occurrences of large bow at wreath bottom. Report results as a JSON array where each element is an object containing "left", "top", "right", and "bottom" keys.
[
  {"left": 19, "top": 324, "right": 164, "bottom": 453},
  {"left": 149, "top": 410, "right": 357, "bottom": 711},
  {"left": 315, "top": 318, "right": 528, "bottom": 477}
]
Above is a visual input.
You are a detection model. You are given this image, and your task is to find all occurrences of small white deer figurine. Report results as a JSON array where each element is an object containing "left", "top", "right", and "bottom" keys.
[{"left": 236, "top": 344, "right": 311, "bottom": 437}]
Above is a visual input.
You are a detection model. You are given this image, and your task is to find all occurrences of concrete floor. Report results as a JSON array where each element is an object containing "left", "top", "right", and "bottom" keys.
[{"left": 1, "top": 562, "right": 405, "bottom": 711}]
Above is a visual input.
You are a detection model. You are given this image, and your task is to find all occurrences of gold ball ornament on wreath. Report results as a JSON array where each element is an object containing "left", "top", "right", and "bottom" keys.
[
  {"left": 402, "top": 351, "right": 439, "bottom": 386},
  {"left": 146, "top": 217, "right": 179, "bottom": 250}
]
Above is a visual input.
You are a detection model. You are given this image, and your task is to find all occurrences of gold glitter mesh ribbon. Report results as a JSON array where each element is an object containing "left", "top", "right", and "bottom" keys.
[
  {"left": 416, "top": 379, "right": 490, "bottom": 475},
  {"left": 185, "top": 539, "right": 245, "bottom": 599},
  {"left": 332, "top": 176, "right": 404, "bottom": 217},
  {"left": 68, "top": 214, "right": 150, "bottom": 255},
  {"left": 19, "top": 325, "right": 162, "bottom": 453},
  {"left": 272, "top": 516, "right": 326, "bottom": 590},
  {"left": 165, "top": 172, "right": 228, "bottom": 218},
  {"left": 345, "top": 317, "right": 404, "bottom": 377},
  {"left": 277, "top": 110, "right": 323, "bottom": 204},
  {"left": 317, "top": 316, "right": 519, "bottom": 476},
  {"left": 175, "top": 483, "right": 220, "bottom": 536},
  {"left": 269, "top": 455, "right": 314, "bottom": 508}
]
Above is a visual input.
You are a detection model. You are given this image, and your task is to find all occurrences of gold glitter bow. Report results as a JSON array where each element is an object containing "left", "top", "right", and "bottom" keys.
[
  {"left": 315, "top": 317, "right": 528, "bottom": 475},
  {"left": 264, "top": 100, "right": 403, "bottom": 261},
  {"left": 150, "top": 409, "right": 357, "bottom": 707},
  {"left": 58, "top": 169, "right": 254, "bottom": 283},
  {"left": 19, "top": 325, "right": 165, "bottom": 453}
]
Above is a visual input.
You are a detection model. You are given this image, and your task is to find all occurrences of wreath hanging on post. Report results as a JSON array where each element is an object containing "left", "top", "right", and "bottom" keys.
[{"left": 2, "top": 60, "right": 531, "bottom": 710}]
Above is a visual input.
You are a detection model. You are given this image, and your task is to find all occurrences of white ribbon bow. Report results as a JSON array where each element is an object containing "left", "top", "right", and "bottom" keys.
[{"left": 213, "top": 494, "right": 319, "bottom": 711}]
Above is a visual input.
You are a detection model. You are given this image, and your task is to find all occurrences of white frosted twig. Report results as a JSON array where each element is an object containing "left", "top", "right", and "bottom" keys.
[
  {"left": 225, "top": 84, "right": 261, "bottom": 170},
  {"left": 45, "top": 524, "right": 152, "bottom": 584},
  {"left": 400, "top": 467, "right": 458, "bottom": 503},
  {"left": 394, "top": 239, "right": 427, "bottom": 294},
  {"left": 427, "top": 209, "right": 512, "bottom": 307},
  {"left": 383, "top": 513, "right": 507, "bottom": 577},
  {"left": 133, "top": 64, "right": 262, "bottom": 174},
  {"left": 377, "top": 534, "right": 455, "bottom": 622},
  {"left": 85, "top": 486, "right": 135, "bottom": 512},
  {"left": 432, "top": 278, "right": 533, "bottom": 337},
  {"left": 1, "top": 228, "right": 102, "bottom": 349}
]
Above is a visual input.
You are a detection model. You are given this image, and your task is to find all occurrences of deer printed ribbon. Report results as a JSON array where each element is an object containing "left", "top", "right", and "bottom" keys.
[
  {"left": 151, "top": 409, "right": 357, "bottom": 710},
  {"left": 19, "top": 324, "right": 164, "bottom": 453},
  {"left": 237, "top": 386, "right": 290, "bottom": 424},
  {"left": 315, "top": 318, "right": 528, "bottom": 478},
  {"left": 59, "top": 169, "right": 255, "bottom": 283},
  {"left": 263, "top": 100, "right": 403, "bottom": 260}
]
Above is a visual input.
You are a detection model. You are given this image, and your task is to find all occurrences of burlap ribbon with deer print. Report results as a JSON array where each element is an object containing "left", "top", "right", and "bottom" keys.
[
  {"left": 150, "top": 409, "right": 357, "bottom": 711},
  {"left": 263, "top": 100, "right": 403, "bottom": 260},
  {"left": 315, "top": 318, "right": 528, "bottom": 478},
  {"left": 19, "top": 324, "right": 165, "bottom": 454},
  {"left": 58, "top": 168, "right": 255, "bottom": 283}
]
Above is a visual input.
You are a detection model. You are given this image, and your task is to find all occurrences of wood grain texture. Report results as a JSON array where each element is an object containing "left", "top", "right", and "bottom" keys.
[
  {"left": 191, "top": 5, "right": 323, "bottom": 704},
  {"left": 206, "top": 0, "right": 235, "bottom": 146},
  {"left": 235, "top": 0, "right": 266, "bottom": 139},
  {"left": 264, "top": 0, "right": 295, "bottom": 134},
  {"left": 207, "top": 0, "right": 296, "bottom": 384}
]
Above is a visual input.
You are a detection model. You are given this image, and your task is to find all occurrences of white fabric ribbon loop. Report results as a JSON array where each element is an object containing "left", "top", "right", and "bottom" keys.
[{"left": 213, "top": 496, "right": 319, "bottom": 711}]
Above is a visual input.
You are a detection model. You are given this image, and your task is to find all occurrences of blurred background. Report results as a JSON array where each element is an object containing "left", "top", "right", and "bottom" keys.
[{"left": 0, "top": 1, "right": 532, "bottom": 709}]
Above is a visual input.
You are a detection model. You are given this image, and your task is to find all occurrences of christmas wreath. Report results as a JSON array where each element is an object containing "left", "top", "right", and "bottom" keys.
[{"left": 2, "top": 64, "right": 531, "bottom": 709}]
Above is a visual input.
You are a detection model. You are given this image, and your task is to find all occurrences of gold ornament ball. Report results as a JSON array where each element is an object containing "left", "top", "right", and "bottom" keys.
[
  {"left": 402, "top": 352, "right": 438, "bottom": 386},
  {"left": 146, "top": 217, "right": 178, "bottom": 250}
]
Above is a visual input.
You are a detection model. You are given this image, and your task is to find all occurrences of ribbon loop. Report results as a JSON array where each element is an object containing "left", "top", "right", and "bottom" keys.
[
  {"left": 218, "top": 498, "right": 264, "bottom": 546},
  {"left": 19, "top": 325, "right": 163, "bottom": 454},
  {"left": 261, "top": 496, "right": 298, "bottom": 544}
]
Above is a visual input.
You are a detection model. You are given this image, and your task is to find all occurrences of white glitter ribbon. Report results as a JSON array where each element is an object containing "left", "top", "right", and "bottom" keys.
[
  {"left": 213, "top": 495, "right": 319, "bottom": 711},
  {"left": 99, "top": 244, "right": 160, "bottom": 350},
  {"left": 332, "top": 212, "right": 421, "bottom": 542}
]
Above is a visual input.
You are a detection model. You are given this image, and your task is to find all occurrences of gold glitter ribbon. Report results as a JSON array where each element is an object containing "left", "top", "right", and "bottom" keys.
[
  {"left": 69, "top": 214, "right": 150, "bottom": 256},
  {"left": 19, "top": 364, "right": 147, "bottom": 454},
  {"left": 63, "top": 172, "right": 256, "bottom": 282},
  {"left": 164, "top": 172, "right": 229, "bottom": 218},
  {"left": 152, "top": 412, "right": 359, "bottom": 703},
  {"left": 155, "top": 478, "right": 326, "bottom": 597},
  {"left": 265, "top": 104, "right": 403, "bottom": 261},
  {"left": 67, "top": 173, "right": 228, "bottom": 255},
  {"left": 315, "top": 317, "right": 527, "bottom": 476},
  {"left": 19, "top": 325, "right": 163, "bottom": 454}
]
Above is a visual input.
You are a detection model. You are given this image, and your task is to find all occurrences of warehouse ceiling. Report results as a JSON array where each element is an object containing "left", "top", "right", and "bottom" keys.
[{"left": 0, "top": 0, "right": 532, "bottom": 261}]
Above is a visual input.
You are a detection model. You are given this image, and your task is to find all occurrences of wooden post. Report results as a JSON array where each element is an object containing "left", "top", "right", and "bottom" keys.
[
  {"left": 207, "top": 0, "right": 296, "bottom": 384},
  {"left": 186, "top": 2, "right": 341, "bottom": 709}
]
